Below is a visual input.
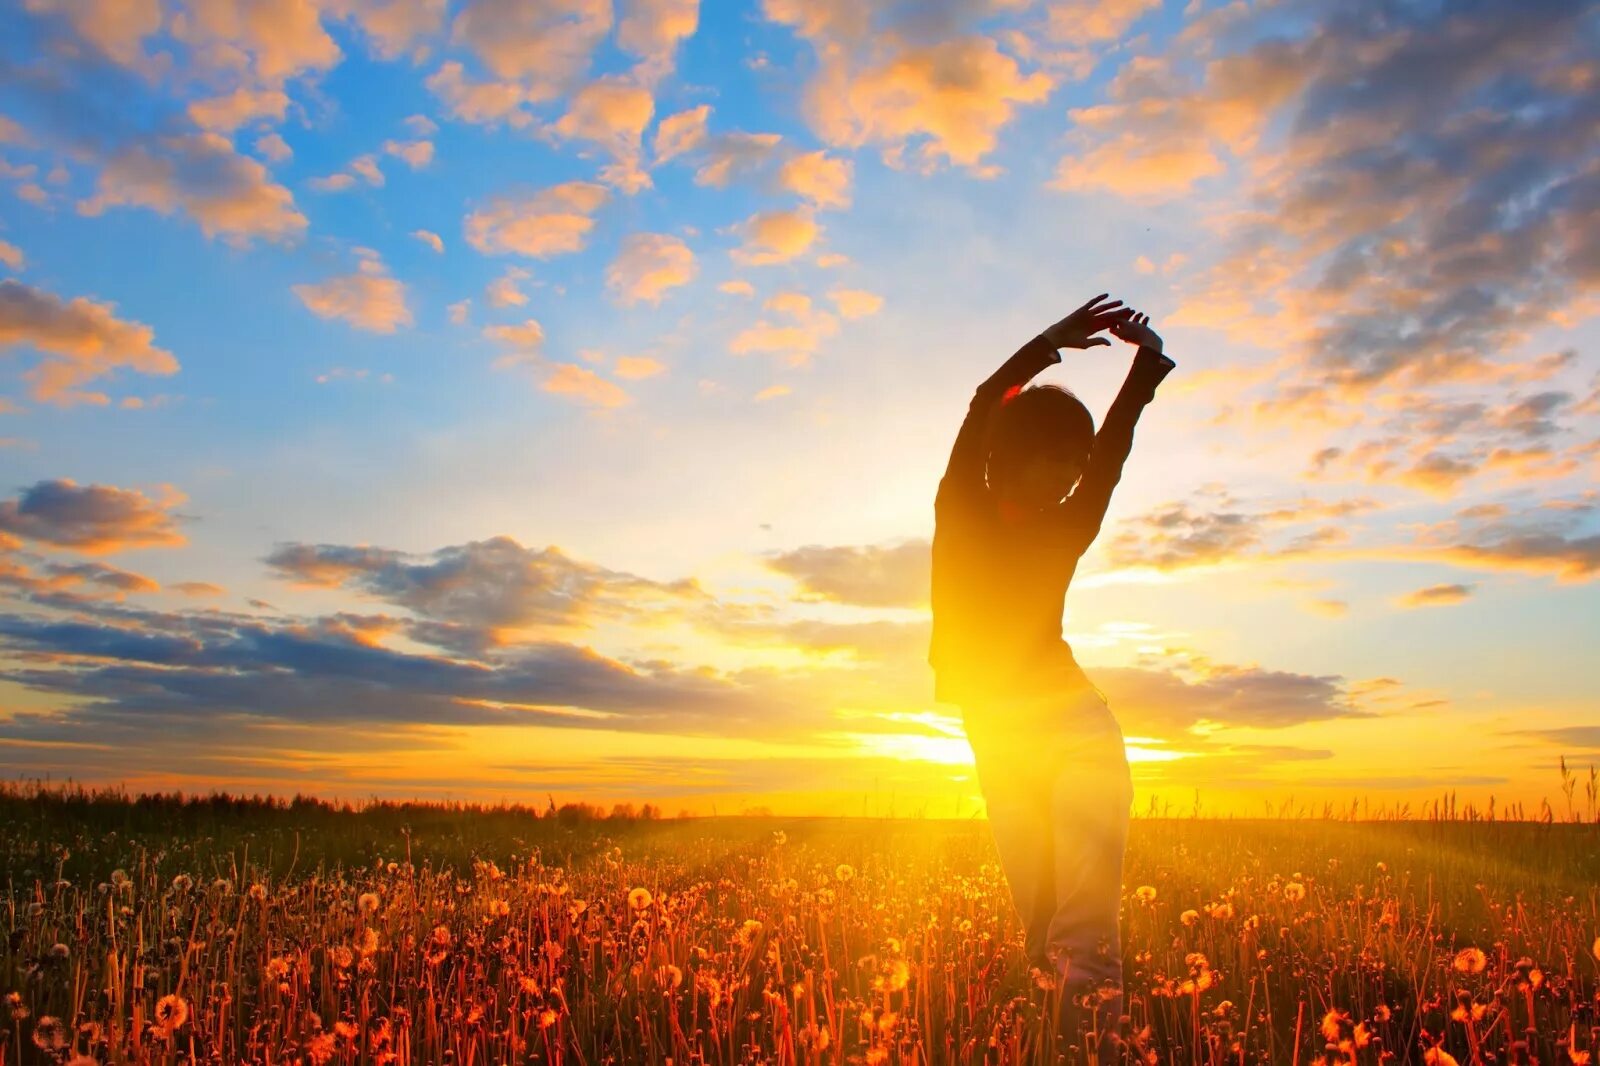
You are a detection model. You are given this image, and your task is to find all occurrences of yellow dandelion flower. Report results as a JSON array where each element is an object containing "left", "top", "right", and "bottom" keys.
[
  {"left": 538, "top": 1008, "right": 558, "bottom": 1030},
  {"left": 1283, "top": 882, "right": 1306, "bottom": 902},
  {"left": 1134, "top": 885, "right": 1157, "bottom": 903},
  {"left": 1180, "top": 909, "right": 1199, "bottom": 926},
  {"left": 835, "top": 864, "right": 855, "bottom": 882},
  {"left": 1452, "top": 947, "right": 1487, "bottom": 974},
  {"left": 359, "top": 892, "right": 380, "bottom": 914},
  {"left": 628, "top": 887, "right": 653, "bottom": 910}
]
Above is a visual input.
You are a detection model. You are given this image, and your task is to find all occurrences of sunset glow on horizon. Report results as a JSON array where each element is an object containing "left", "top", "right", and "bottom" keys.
[{"left": 1, "top": 0, "right": 1597, "bottom": 818}]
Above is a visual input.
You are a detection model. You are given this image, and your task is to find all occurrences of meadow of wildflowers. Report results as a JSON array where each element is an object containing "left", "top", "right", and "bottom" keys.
[{"left": 2, "top": 783, "right": 1597, "bottom": 1065}]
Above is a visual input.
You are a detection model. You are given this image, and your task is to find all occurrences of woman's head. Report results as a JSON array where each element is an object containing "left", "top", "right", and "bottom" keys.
[{"left": 986, "top": 384, "right": 1095, "bottom": 510}]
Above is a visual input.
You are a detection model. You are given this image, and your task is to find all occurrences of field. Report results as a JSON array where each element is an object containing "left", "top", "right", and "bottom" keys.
[{"left": 2, "top": 785, "right": 1598, "bottom": 1065}]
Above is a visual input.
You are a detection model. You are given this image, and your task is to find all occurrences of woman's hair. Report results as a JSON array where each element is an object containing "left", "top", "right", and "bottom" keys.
[{"left": 985, "top": 384, "right": 1095, "bottom": 483}]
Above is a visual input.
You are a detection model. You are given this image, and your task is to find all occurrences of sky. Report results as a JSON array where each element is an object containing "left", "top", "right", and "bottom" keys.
[{"left": 0, "top": 0, "right": 1597, "bottom": 818}]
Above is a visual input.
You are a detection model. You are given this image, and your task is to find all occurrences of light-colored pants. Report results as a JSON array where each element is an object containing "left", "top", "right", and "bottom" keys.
[{"left": 964, "top": 685, "right": 1133, "bottom": 991}]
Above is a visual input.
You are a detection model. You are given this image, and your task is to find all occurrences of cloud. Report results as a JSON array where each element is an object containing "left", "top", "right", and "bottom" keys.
[
  {"left": 1393, "top": 583, "right": 1476, "bottom": 609},
  {"left": 254, "top": 133, "right": 293, "bottom": 163},
  {"left": 0, "top": 553, "right": 160, "bottom": 598},
  {"left": 731, "top": 207, "right": 818, "bottom": 265},
  {"left": 187, "top": 88, "right": 291, "bottom": 132},
  {"left": 617, "top": 0, "right": 698, "bottom": 81},
  {"left": 828, "top": 288, "right": 882, "bottom": 319},
  {"left": 762, "top": 539, "right": 929, "bottom": 609},
  {"left": 651, "top": 104, "right": 710, "bottom": 163},
  {"left": 80, "top": 133, "right": 307, "bottom": 245},
  {"left": 292, "top": 252, "right": 412, "bottom": 333},
  {"left": 0, "top": 241, "right": 24, "bottom": 271},
  {"left": 383, "top": 138, "right": 435, "bottom": 168},
  {"left": 541, "top": 362, "right": 630, "bottom": 408},
  {"left": 425, "top": 62, "right": 536, "bottom": 127},
  {"left": 0, "top": 478, "right": 186, "bottom": 553},
  {"left": 612, "top": 354, "right": 665, "bottom": 379},
  {"left": 1044, "top": 0, "right": 1160, "bottom": 43},
  {"left": 1093, "top": 489, "right": 1396, "bottom": 575},
  {"left": 719, "top": 280, "right": 754, "bottom": 297},
  {"left": 449, "top": 0, "right": 612, "bottom": 96},
  {"left": 312, "top": 153, "right": 385, "bottom": 192},
  {"left": 777, "top": 149, "right": 852, "bottom": 209},
  {"left": 482, "top": 318, "right": 544, "bottom": 353},
  {"left": 464, "top": 181, "right": 610, "bottom": 257},
  {"left": 486, "top": 266, "right": 530, "bottom": 307},
  {"left": 1067, "top": 0, "right": 1600, "bottom": 492},
  {"left": 729, "top": 289, "right": 841, "bottom": 366},
  {"left": 693, "top": 132, "right": 783, "bottom": 188},
  {"left": 323, "top": 0, "right": 448, "bottom": 60},
  {"left": 549, "top": 76, "right": 655, "bottom": 193},
  {"left": 22, "top": 0, "right": 162, "bottom": 68},
  {"left": 1411, "top": 496, "right": 1600, "bottom": 584},
  {"left": 411, "top": 228, "right": 444, "bottom": 253},
  {"left": 1093, "top": 660, "right": 1366, "bottom": 735},
  {"left": 170, "top": 0, "right": 343, "bottom": 85},
  {"left": 0, "top": 279, "right": 179, "bottom": 405},
  {"left": 606, "top": 232, "right": 696, "bottom": 306},
  {"left": 765, "top": 2, "right": 1053, "bottom": 170}
]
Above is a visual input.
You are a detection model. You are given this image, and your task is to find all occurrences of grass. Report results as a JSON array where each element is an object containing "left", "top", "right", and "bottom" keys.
[{"left": 1, "top": 781, "right": 1597, "bottom": 1064}]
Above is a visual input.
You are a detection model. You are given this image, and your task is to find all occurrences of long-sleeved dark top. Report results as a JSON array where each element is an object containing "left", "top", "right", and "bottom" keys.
[{"left": 928, "top": 333, "right": 1175, "bottom": 709}]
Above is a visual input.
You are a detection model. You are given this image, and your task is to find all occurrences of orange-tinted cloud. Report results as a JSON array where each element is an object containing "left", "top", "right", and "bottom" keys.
[
  {"left": 1393, "top": 583, "right": 1475, "bottom": 609},
  {"left": 777, "top": 150, "right": 852, "bottom": 209},
  {"left": 80, "top": 133, "right": 307, "bottom": 245},
  {"left": 0, "top": 479, "right": 186, "bottom": 553},
  {"left": 731, "top": 207, "right": 818, "bottom": 265},
  {"left": 606, "top": 232, "right": 696, "bottom": 306},
  {"left": 292, "top": 253, "right": 412, "bottom": 334},
  {"left": 0, "top": 279, "right": 179, "bottom": 406},
  {"left": 464, "top": 181, "right": 609, "bottom": 257}
]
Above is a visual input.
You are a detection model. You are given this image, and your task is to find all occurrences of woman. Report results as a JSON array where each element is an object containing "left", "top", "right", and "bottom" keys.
[{"left": 928, "top": 293, "right": 1175, "bottom": 1060}]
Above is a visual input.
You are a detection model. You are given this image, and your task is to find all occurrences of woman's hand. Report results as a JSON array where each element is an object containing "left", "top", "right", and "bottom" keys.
[
  {"left": 1109, "top": 309, "right": 1163, "bottom": 352},
  {"left": 1042, "top": 294, "right": 1135, "bottom": 350}
]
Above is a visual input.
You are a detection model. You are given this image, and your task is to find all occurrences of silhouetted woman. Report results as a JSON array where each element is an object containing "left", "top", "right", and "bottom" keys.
[{"left": 929, "top": 293, "right": 1174, "bottom": 1061}]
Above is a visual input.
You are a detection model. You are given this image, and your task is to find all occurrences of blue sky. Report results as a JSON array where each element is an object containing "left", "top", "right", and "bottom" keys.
[{"left": 1, "top": 0, "right": 1598, "bottom": 815}]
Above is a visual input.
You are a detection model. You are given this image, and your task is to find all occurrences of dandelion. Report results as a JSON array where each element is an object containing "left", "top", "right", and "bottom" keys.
[
  {"left": 50, "top": 942, "right": 70, "bottom": 960},
  {"left": 1134, "top": 885, "right": 1157, "bottom": 903},
  {"left": 154, "top": 994, "right": 189, "bottom": 1033},
  {"left": 1452, "top": 946, "right": 1487, "bottom": 974},
  {"left": 772, "top": 830, "right": 787, "bottom": 845},
  {"left": 267, "top": 956, "right": 291, "bottom": 980},
  {"left": 306, "top": 1031, "right": 337, "bottom": 1065},
  {"left": 1423, "top": 1047, "right": 1460, "bottom": 1066},
  {"left": 657, "top": 963, "right": 684, "bottom": 989},
  {"left": 1322, "top": 1009, "right": 1349, "bottom": 1041},
  {"left": 359, "top": 892, "right": 380, "bottom": 914},
  {"left": 487, "top": 898, "right": 510, "bottom": 917},
  {"left": 171, "top": 874, "right": 192, "bottom": 891},
  {"left": 735, "top": 919, "right": 763, "bottom": 947},
  {"left": 32, "top": 1015, "right": 67, "bottom": 1052},
  {"left": 873, "top": 958, "right": 910, "bottom": 993},
  {"left": 628, "top": 887, "right": 653, "bottom": 911},
  {"left": 1181, "top": 909, "right": 1199, "bottom": 926},
  {"left": 835, "top": 863, "right": 855, "bottom": 882},
  {"left": 249, "top": 883, "right": 269, "bottom": 901},
  {"left": 330, "top": 944, "right": 354, "bottom": 969},
  {"left": 538, "top": 1008, "right": 558, "bottom": 1030}
]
